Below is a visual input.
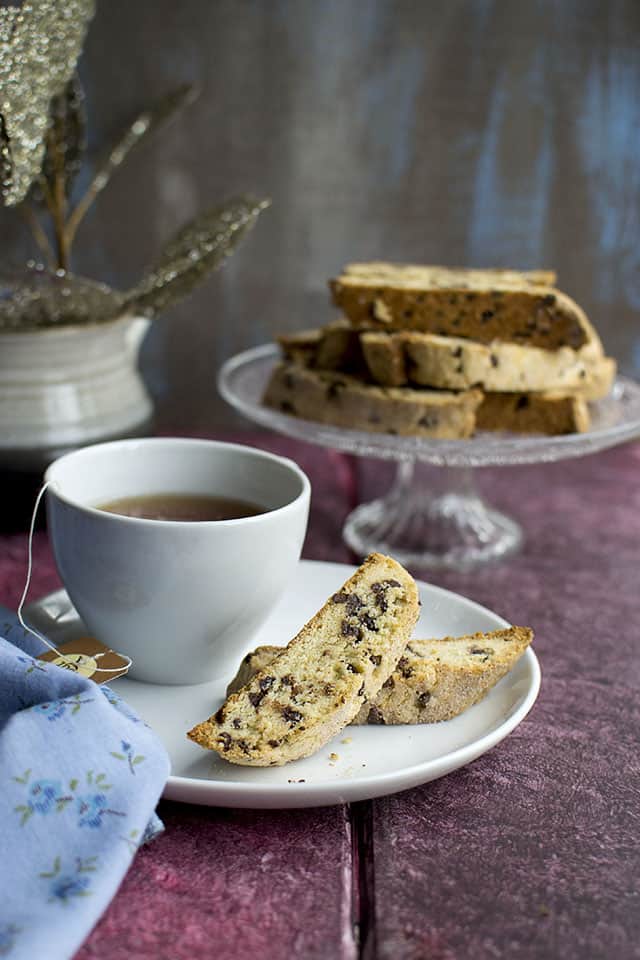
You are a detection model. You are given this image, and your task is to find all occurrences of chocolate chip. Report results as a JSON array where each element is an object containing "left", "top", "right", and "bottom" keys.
[
  {"left": 214, "top": 707, "right": 226, "bottom": 724},
  {"left": 248, "top": 675, "right": 276, "bottom": 708},
  {"left": 384, "top": 579, "right": 401, "bottom": 588},
  {"left": 345, "top": 594, "right": 364, "bottom": 615},
  {"left": 327, "top": 380, "right": 346, "bottom": 400},
  {"left": 481, "top": 309, "right": 494, "bottom": 322},
  {"left": 323, "top": 683, "right": 335, "bottom": 696},
  {"left": 490, "top": 354, "right": 499, "bottom": 367},
  {"left": 359, "top": 612, "right": 378, "bottom": 631},
  {"left": 382, "top": 677, "right": 395, "bottom": 689},
  {"left": 218, "top": 732, "right": 232, "bottom": 751},
  {"left": 341, "top": 620, "right": 363, "bottom": 641},
  {"left": 268, "top": 739, "right": 280, "bottom": 748},
  {"left": 418, "top": 414, "right": 439, "bottom": 429},
  {"left": 346, "top": 662, "right": 358, "bottom": 673},
  {"left": 358, "top": 682, "right": 366, "bottom": 697},
  {"left": 516, "top": 396, "right": 530, "bottom": 410},
  {"left": 332, "top": 592, "right": 349, "bottom": 604},
  {"left": 469, "top": 646, "right": 493, "bottom": 662},
  {"left": 282, "top": 707, "right": 303, "bottom": 725},
  {"left": 238, "top": 740, "right": 251, "bottom": 755},
  {"left": 369, "top": 654, "right": 382, "bottom": 666},
  {"left": 367, "top": 706, "right": 386, "bottom": 724},
  {"left": 232, "top": 718, "right": 241, "bottom": 729},
  {"left": 451, "top": 346, "right": 463, "bottom": 358},
  {"left": 417, "top": 691, "right": 431, "bottom": 708},
  {"left": 456, "top": 362, "right": 464, "bottom": 373},
  {"left": 568, "top": 327, "right": 584, "bottom": 348},
  {"left": 281, "top": 674, "right": 294, "bottom": 687},
  {"left": 397, "top": 657, "right": 413, "bottom": 679},
  {"left": 542, "top": 294, "right": 556, "bottom": 307}
]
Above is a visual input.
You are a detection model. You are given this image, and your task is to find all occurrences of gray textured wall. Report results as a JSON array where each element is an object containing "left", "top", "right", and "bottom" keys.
[{"left": 3, "top": 0, "right": 639, "bottom": 429}]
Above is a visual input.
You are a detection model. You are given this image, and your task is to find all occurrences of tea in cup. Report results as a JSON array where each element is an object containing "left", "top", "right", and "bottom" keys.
[{"left": 45, "top": 438, "right": 310, "bottom": 684}]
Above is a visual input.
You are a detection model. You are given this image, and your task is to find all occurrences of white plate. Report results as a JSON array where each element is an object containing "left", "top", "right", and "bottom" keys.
[{"left": 25, "top": 560, "right": 540, "bottom": 809}]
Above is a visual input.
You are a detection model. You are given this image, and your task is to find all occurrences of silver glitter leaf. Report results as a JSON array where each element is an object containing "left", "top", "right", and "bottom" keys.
[
  {"left": 65, "top": 84, "right": 198, "bottom": 243},
  {"left": 0, "top": 263, "right": 122, "bottom": 330},
  {"left": 0, "top": 0, "right": 95, "bottom": 206},
  {"left": 121, "top": 195, "right": 271, "bottom": 318},
  {"left": 38, "top": 72, "right": 87, "bottom": 202}
]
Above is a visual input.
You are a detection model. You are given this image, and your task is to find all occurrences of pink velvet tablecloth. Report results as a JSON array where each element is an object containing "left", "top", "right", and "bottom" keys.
[{"left": 1, "top": 433, "right": 639, "bottom": 960}]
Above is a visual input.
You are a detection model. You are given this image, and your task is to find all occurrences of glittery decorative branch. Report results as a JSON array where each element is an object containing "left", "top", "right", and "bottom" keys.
[
  {"left": 0, "top": 0, "right": 95, "bottom": 206},
  {"left": 65, "top": 84, "right": 198, "bottom": 248},
  {"left": 38, "top": 73, "right": 87, "bottom": 203},
  {"left": 0, "top": 7, "right": 269, "bottom": 330},
  {"left": 121, "top": 195, "right": 271, "bottom": 319}
]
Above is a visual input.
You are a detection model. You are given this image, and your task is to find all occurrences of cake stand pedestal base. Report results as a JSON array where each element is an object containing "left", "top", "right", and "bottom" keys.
[{"left": 342, "top": 460, "right": 522, "bottom": 571}]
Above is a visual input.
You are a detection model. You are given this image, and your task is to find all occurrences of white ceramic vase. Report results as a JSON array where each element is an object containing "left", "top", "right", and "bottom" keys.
[{"left": 0, "top": 315, "right": 153, "bottom": 470}]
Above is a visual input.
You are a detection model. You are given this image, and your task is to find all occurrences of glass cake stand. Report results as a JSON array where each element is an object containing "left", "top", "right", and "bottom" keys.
[{"left": 218, "top": 344, "right": 640, "bottom": 570}]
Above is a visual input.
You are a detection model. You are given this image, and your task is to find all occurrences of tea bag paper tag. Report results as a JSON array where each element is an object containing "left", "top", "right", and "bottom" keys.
[{"left": 38, "top": 637, "right": 130, "bottom": 684}]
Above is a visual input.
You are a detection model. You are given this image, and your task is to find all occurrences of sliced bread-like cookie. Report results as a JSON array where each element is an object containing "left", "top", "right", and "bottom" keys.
[
  {"left": 226, "top": 626, "right": 534, "bottom": 725},
  {"left": 187, "top": 553, "right": 420, "bottom": 766},
  {"left": 477, "top": 390, "right": 590, "bottom": 434},
  {"left": 361, "top": 330, "right": 611, "bottom": 394},
  {"left": 330, "top": 263, "right": 602, "bottom": 352},
  {"left": 262, "top": 362, "right": 482, "bottom": 438}
]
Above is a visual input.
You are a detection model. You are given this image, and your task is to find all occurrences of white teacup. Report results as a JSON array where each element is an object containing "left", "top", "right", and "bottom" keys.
[{"left": 45, "top": 438, "right": 310, "bottom": 684}]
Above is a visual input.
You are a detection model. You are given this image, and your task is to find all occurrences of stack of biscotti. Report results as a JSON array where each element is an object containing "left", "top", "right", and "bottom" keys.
[{"left": 262, "top": 263, "right": 616, "bottom": 437}]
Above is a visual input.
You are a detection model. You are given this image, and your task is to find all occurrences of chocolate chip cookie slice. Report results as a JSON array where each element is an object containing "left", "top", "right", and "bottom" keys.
[{"left": 187, "top": 553, "right": 420, "bottom": 766}]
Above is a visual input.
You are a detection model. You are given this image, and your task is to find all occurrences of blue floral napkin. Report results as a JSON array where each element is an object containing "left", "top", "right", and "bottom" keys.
[{"left": 0, "top": 607, "right": 170, "bottom": 960}]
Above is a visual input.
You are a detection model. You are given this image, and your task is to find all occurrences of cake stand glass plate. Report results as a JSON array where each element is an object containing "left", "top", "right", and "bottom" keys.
[
  {"left": 25, "top": 560, "right": 540, "bottom": 810},
  {"left": 219, "top": 344, "right": 640, "bottom": 569}
]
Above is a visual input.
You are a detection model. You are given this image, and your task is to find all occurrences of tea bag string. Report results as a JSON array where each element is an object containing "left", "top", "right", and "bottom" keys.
[{"left": 16, "top": 479, "right": 132, "bottom": 676}]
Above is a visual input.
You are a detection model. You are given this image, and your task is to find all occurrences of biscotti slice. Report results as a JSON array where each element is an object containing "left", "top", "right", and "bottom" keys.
[
  {"left": 330, "top": 264, "right": 602, "bottom": 351},
  {"left": 278, "top": 323, "right": 364, "bottom": 372},
  {"left": 187, "top": 553, "right": 420, "bottom": 766},
  {"left": 355, "top": 627, "right": 533, "bottom": 724},
  {"left": 262, "top": 362, "right": 482, "bottom": 438},
  {"left": 361, "top": 330, "right": 609, "bottom": 393},
  {"left": 343, "top": 262, "right": 557, "bottom": 288},
  {"left": 226, "top": 626, "right": 534, "bottom": 725},
  {"left": 277, "top": 329, "right": 321, "bottom": 367},
  {"left": 477, "top": 390, "right": 590, "bottom": 434}
]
